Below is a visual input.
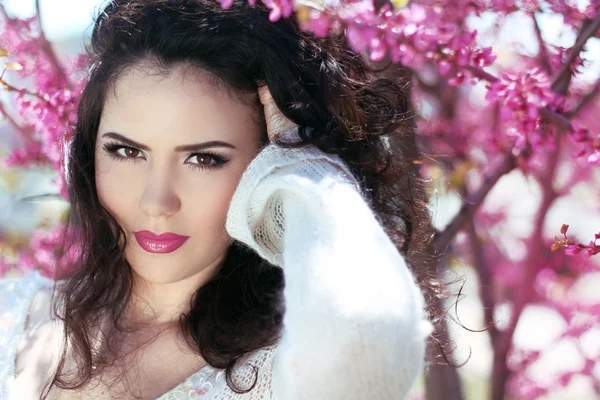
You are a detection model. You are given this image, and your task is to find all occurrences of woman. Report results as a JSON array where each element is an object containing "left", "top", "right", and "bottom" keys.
[{"left": 0, "top": 0, "right": 437, "bottom": 399}]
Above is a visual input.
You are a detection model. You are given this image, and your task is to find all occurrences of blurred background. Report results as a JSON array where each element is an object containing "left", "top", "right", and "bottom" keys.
[{"left": 1, "top": 0, "right": 599, "bottom": 399}]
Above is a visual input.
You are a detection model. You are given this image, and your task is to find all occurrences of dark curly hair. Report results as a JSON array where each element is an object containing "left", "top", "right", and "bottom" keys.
[{"left": 48, "top": 0, "right": 441, "bottom": 398}]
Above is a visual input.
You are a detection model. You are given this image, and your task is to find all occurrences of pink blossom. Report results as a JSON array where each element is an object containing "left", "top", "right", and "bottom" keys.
[
  {"left": 2, "top": 2, "right": 600, "bottom": 399},
  {"left": 296, "top": 1, "right": 496, "bottom": 82},
  {"left": 259, "top": 0, "right": 294, "bottom": 22},
  {"left": 546, "top": 0, "right": 600, "bottom": 33},
  {"left": 548, "top": 44, "right": 586, "bottom": 75},
  {"left": 6, "top": 224, "right": 82, "bottom": 279},
  {"left": 569, "top": 122, "right": 600, "bottom": 165},
  {"left": 485, "top": 68, "right": 562, "bottom": 153}
]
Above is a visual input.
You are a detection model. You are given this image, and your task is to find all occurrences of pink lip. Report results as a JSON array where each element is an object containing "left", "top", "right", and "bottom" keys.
[{"left": 134, "top": 230, "right": 190, "bottom": 254}]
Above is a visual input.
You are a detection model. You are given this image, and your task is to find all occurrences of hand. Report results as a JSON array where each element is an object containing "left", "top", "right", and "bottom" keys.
[{"left": 257, "top": 83, "right": 298, "bottom": 143}]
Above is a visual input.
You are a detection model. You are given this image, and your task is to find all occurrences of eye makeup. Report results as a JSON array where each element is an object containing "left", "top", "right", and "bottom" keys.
[{"left": 102, "top": 141, "right": 231, "bottom": 171}]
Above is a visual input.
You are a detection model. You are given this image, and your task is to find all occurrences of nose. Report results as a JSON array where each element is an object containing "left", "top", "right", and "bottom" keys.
[{"left": 139, "top": 168, "right": 181, "bottom": 218}]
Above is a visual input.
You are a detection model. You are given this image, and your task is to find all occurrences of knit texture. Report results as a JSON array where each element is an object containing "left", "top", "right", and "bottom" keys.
[{"left": 0, "top": 128, "right": 432, "bottom": 399}]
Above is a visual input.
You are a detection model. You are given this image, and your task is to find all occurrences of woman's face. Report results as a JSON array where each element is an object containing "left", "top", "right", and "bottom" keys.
[{"left": 95, "top": 65, "right": 263, "bottom": 284}]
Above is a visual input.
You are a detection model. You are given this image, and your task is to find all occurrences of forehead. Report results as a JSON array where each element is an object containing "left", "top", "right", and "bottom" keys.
[{"left": 100, "top": 64, "right": 262, "bottom": 143}]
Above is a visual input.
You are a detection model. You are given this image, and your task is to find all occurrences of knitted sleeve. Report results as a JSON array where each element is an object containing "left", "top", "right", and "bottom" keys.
[{"left": 226, "top": 129, "right": 434, "bottom": 400}]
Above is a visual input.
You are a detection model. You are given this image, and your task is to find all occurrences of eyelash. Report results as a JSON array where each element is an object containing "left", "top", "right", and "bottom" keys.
[{"left": 102, "top": 142, "right": 230, "bottom": 171}]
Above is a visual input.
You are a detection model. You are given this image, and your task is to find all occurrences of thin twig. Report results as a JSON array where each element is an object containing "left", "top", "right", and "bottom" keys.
[
  {"left": 551, "top": 14, "right": 600, "bottom": 95},
  {"left": 466, "top": 65, "right": 499, "bottom": 83},
  {"left": 466, "top": 219, "right": 498, "bottom": 341},
  {"left": 19, "top": 193, "right": 63, "bottom": 202},
  {"left": 0, "top": 101, "right": 22, "bottom": 133},
  {"left": 1, "top": 79, "right": 43, "bottom": 99},
  {"left": 34, "top": 0, "right": 71, "bottom": 89},
  {"left": 433, "top": 152, "right": 516, "bottom": 251},
  {"left": 0, "top": 101, "right": 35, "bottom": 144},
  {"left": 531, "top": 12, "right": 552, "bottom": 76},
  {"left": 1, "top": 78, "right": 69, "bottom": 125},
  {"left": 0, "top": 5, "right": 13, "bottom": 26},
  {"left": 541, "top": 107, "right": 572, "bottom": 130},
  {"left": 567, "top": 76, "right": 600, "bottom": 117}
]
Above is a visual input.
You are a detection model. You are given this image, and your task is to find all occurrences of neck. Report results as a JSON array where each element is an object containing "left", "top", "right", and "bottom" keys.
[{"left": 126, "top": 256, "right": 224, "bottom": 327}]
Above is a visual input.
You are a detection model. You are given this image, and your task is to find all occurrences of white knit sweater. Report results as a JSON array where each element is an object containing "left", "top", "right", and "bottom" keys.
[{"left": 0, "top": 131, "right": 433, "bottom": 399}]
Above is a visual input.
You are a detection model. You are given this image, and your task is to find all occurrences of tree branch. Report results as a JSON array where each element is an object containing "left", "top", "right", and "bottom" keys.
[
  {"left": 0, "top": 5, "right": 14, "bottom": 26},
  {"left": 485, "top": 16, "right": 600, "bottom": 396},
  {"left": 490, "top": 133, "right": 561, "bottom": 400},
  {"left": 466, "top": 65, "right": 499, "bottom": 83},
  {"left": 0, "top": 101, "right": 35, "bottom": 144},
  {"left": 567, "top": 76, "right": 600, "bottom": 118},
  {"left": 531, "top": 12, "right": 552, "bottom": 76},
  {"left": 19, "top": 193, "right": 63, "bottom": 202},
  {"left": 551, "top": 13, "right": 600, "bottom": 95},
  {"left": 0, "top": 102, "right": 21, "bottom": 132},
  {"left": 1, "top": 79, "right": 42, "bottom": 99},
  {"left": 425, "top": 275, "right": 466, "bottom": 400},
  {"left": 540, "top": 107, "right": 572, "bottom": 130},
  {"left": 34, "top": 0, "right": 71, "bottom": 89},
  {"left": 466, "top": 219, "right": 498, "bottom": 341},
  {"left": 1, "top": 77, "right": 69, "bottom": 125},
  {"left": 434, "top": 152, "right": 516, "bottom": 252}
]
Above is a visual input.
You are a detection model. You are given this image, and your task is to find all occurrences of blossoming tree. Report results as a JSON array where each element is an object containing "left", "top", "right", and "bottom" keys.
[{"left": 0, "top": 0, "right": 599, "bottom": 399}]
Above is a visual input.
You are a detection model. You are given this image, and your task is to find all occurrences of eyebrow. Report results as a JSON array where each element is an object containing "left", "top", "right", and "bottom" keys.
[{"left": 101, "top": 132, "right": 237, "bottom": 152}]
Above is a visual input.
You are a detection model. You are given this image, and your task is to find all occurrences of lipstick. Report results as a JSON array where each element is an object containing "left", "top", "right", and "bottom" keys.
[{"left": 134, "top": 231, "right": 190, "bottom": 254}]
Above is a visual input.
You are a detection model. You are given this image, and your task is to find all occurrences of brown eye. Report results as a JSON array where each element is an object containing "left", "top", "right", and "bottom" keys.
[
  {"left": 186, "top": 152, "right": 229, "bottom": 171},
  {"left": 125, "top": 148, "right": 139, "bottom": 157},
  {"left": 196, "top": 155, "right": 215, "bottom": 165},
  {"left": 103, "top": 143, "right": 146, "bottom": 162},
  {"left": 118, "top": 147, "right": 141, "bottom": 158}
]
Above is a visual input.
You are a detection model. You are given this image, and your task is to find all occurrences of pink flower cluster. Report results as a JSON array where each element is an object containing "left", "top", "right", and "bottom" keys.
[
  {"left": 485, "top": 68, "right": 562, "bottom": 152},
  {"left": 1, "top": 11, "right": 85, "bottom": 197},
  {"left": 0, "top": 15, "right": 40, "bottom": 72},
  {"left": 297, "top": 0, "right": 496, "bottom": 84},
  {"left": 217, "top": 0, "right": 294, "bottom": 22},
  {"left": 570, "top": 121, "right": 600, "bottom": 165},
  {"left": 0, "top": 255, "right": 13, "bottom": 277},
  {"left": 553, "top": 224, "right": 600, "bottom": 259},
  {"left": 564, "top": 234, "right": 600, "bottom": 258},
  {"left": 546, "top": 0, "right": 600, "bottom": 35},
  {"left": 8, "top": 87, "right": 79, "bottom": 168},
  {"left": 1, "top": 2, "right": 600, "bottom": 399},
  {"left": 1, "top": 223, "right": 81, "bottom": 279},
  {"left": 548, "top": 44, "right": 586, "bottom": 75},
  {"left": 507, "top": 266, "right": 600, "bottom": 397},
  {"left": 489, "top": 0, "right": 542, "bottom": 14}
]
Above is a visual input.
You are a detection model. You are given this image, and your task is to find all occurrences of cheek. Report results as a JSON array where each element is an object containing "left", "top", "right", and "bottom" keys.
[
  {"left": 95, "top": 156, "right": 143, "bottom": 223},
  {"left": 183, "top": 172, "right": 242, "bottom": 232}
]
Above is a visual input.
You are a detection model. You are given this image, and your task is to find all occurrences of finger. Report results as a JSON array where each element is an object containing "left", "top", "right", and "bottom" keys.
[
  {"left": 256, "top": 83, "right": 298, "bottom": 142},
  {"left": 257, "top": 85, "right": 272, "bottom": 106}
]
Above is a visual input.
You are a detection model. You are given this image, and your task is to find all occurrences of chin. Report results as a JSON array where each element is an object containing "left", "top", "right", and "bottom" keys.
[{"left": 130, "top": 264, "right": 198, "bottom": 285}]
